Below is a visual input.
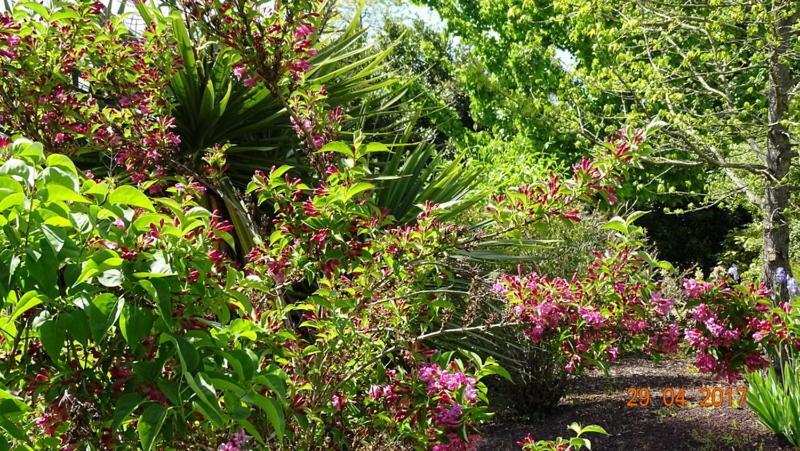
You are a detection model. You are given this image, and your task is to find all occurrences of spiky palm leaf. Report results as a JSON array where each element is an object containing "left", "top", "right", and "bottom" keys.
[{"left": 373, "top": 142, "right": 484, "bottom": 224}]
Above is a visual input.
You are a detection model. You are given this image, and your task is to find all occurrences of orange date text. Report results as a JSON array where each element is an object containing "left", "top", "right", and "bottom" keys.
[{"left": 624, "top": 386, "right": 747, "bottom": 408}]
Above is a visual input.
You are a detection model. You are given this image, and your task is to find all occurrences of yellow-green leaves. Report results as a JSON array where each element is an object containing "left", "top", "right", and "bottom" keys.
[{"left": 109, "top": 185, "right": 156, "bottom": 212}]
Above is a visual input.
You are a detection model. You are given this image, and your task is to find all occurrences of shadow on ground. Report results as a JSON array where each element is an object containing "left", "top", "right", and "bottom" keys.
[{"left": 479, "top": 357, "right": 792, "bottom": 451}]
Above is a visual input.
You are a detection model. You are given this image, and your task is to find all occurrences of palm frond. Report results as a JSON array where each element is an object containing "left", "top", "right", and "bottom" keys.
[{"left": 374, "top": 142, "right": 484, "bottom": 224}]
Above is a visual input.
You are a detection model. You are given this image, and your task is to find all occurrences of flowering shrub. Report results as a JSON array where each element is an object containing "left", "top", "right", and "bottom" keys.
[
  {"left": 488, "top": 126, "right": 677, "bottom": 375},
  {"left": 0, "top": 1, "right": 178, "bottom": 179},
  {"left": 240, "top": 137, "right": 511, "bottom": 448},
  {"left": 6, "top": 1, "right": 792, "bottom": 449},
  {"left": 492, "top": 217, "right": 671, "bottom": 375},
  {"left": 486, "top": 127, "right": 646, "bottom": 229},
  {"left": 679, "top": 274, "right": 793, "bottom": 381},
  {"left": 0, "top": 138, "right": 284, "bottom": 448}
]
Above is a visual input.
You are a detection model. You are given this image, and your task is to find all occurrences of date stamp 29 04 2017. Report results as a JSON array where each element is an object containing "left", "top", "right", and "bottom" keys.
[{"left": 624, "top": 386, "right": 748, "bottom": 408}]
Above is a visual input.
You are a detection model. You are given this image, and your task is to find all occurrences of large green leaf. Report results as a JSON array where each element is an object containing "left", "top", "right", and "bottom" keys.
[
  {"left": 138, "top": 404, "right": 167, "bottom": 451},
  {"left": 87, "top": 293, "right": 123, "bottom": 342},
  {"left": 38, "top": 316, "right": 66, "bottom": 362},
  {"left": 109, "top": 186, "right": 155, "bottom": 212}
]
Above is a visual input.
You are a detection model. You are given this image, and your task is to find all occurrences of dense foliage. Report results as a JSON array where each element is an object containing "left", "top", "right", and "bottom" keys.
[
  {"left": 418, "top": 0, "right": 800, "bottom": 287},
  {"left": 0, "top": 0, "right": 799, "bottom": 449}
]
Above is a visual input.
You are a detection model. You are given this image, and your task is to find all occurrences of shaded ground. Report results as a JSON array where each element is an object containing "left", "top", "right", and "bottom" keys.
[{"left": 479, "top": 357, "right": 793, "bottom": 450}]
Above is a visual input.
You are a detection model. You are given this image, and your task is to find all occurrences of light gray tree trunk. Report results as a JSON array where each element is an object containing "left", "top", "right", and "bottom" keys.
[{"left": 762, "top": 5, "right": 797, "bottom": 300}]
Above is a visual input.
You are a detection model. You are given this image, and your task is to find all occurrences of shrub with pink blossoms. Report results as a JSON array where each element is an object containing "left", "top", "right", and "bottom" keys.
[
  {"left": 493, "top": 236, "right": 671, "bottom": 375},
  {"left": 678, "top": 276, "right": 792, "bottom": 381},
  {"left": 0, "top": 1, "right": 179, "bottom": 180},
  {"left": 359, "top": 352, "right": 502, "bottom": 449}
]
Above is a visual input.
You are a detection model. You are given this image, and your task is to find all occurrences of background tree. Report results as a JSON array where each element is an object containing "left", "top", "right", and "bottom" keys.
[{"left": 419, "top": 0, "right": 800, "bottom": 289}]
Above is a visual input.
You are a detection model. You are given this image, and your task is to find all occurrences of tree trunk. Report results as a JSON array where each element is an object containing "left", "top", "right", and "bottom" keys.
[
  {"left": 763, "top": 186, "right": 791, "bottom": 296},
  {"left": 762, "top": 5, "right": 796, "bottom": 299}
]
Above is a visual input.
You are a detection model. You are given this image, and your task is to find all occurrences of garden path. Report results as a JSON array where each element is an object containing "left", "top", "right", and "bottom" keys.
[{"left": 479, "top": 357, "right": 792, "bottom": 450}]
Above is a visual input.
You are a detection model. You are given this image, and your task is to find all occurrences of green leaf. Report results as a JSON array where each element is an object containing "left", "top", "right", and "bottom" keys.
[
  {"left": 580, "top": 425, "right": 608, "bottom": 435},
  {"left": 137, "top": 404, "right": 167, "bottom": 451},
  {"left": 0, "top": 159, "right": 35, "bottom": 187},
  {"left": 41, "top": 224, "right": 66, "bottom": 253},
  {"left": 40, "top": 166, "right": 79, "bottom": 191},
  {"left": 109, "top": 185, "right": 155, "bottom": 212},
  {"left": 98, "top": 269, "right": 123, "bottom": 288},
  {"left": 250, "top": 393, "right": 286, "bottom": 440},
  {"left": 362, "top": 142, "right": 390, "bottom": 155},
  {"left": 46, "top": 184, "right": 90, "bottom": 204},
  {"left": 625, "top": 210, "right": 649, "bottom": 225},
  {"left": 38, "top": 317, "right": 66, "bottom": 362},
  {"left": 84, "top": 181, "right": 109, "bottom": 197},
  {"left": 19, "top": 2, "right": 50, "bottom": 19},
  {"left": 343, "top": 182, "right": 374, "bottom": 202},
  {"left": 602, "top": 217, "right": 628, "bottom": 235},
  {"left": 183, "top": 372, "right": 225, "bottom": 426},
  {"left": 134, "top": 251, "right": 175, "bottom": 278},
  {"left": 140, "top": 279, "right": 173, "bottom": 330},
  {"left": 67, "top": 309, "right": 90, "bottom": 345},
  {"left": 46, "top": 154, "right": 78, "bottom": 174},
  {"left": 14, "top": 140, "right": 44, "bottom": 163},
  {"left": 0, "top": 175, "right": 23, "bottom": 195},
  {"left": 175, "top": 336, "right": 200, "bottom": 373},
  {"left": 0, "top": 192, "right": 24, "bottom": 212},
  {"left": 10, "top": 291, "right": 42, "bottom": 321},
  {"left": 112, "top": 393, "right": 144, "bottom": 431},
  {"left": 319, "top": 141, "right": 353, "bottom": 156},
  {"left": 119, "top": 305, "right": 154, "bottom": 348},
  {"left": 87, "top": 293, "right": 123, "bottom": 342}
]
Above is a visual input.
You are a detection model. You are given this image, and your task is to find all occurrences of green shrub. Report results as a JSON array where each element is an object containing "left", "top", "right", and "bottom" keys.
[{"left": 0, "top": 137, "right": 273, "bottom": 448}]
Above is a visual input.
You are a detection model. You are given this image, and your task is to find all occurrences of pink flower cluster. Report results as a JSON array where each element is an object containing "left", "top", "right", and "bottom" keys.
[
  {"left": 680, "top": 278, "right": 785, "bottom": 381},
  {"left": 494, "top": 245, "right": 660, "bottom": 374},
  {"left": 650, "top": 292, "right": 675, "bottom": 316},
  {"left": 289, "top": 87, "right": 345, "bottom": 154},
  {"left": 419, "top": 364, "right": 481, "bottom": 450},
  {"left": 0, "top": 9, "right": 180, "bottom": 183},
  {"left": 182, "top": 0, "right": 321, "bottom": 86},
  {"left": 418, "top": 364, "right": 478, "bottom": 406},
  {"left": 683, "top": 278, "right": 714, "bottom": 299},
  {"left": 364, "top": 362, "right": 482, "bottom": 450},
  {"left": 218, "top": 429, "right": 251, "bottom": 451}
]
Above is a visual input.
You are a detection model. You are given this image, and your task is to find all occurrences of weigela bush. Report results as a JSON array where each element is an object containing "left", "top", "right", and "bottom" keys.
[
  {"left": 0, "top": 1, "right": 178, "bottom": 179},
  {"left": 242, "top": 137, "right": 507, "bottom": 448},
  {"left": 679, "top": 275, "right": 793, "bottom": 382},
  {"left": 493, "top": 241, "right": 668, "bottom": 375}
]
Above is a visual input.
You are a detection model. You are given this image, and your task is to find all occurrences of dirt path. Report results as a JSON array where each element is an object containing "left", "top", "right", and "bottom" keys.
[{"left": 479, "top": 357, "right": 793, "bottom": 450}]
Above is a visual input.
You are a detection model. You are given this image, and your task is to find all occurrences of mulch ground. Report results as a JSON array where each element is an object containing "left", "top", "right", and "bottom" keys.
[{"left": 478, "top": 357, "right": 794, "bottom": 450}]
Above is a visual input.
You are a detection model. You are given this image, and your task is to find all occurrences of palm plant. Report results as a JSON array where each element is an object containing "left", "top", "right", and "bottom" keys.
[
  {"left": 161, "top": 7, "right": 410, "bottom": 185},
  {"left": 49, "top": 1, "right": 482, "bottom": 259},
  {"left": 373, "top": 141, "right": 484, "bottom": 224},
  {"left": 125, "top": 3, "right": 413, "bottom": 254},
  {"left": 157, "top": 4, "right": 489, "bottom": 250}
]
